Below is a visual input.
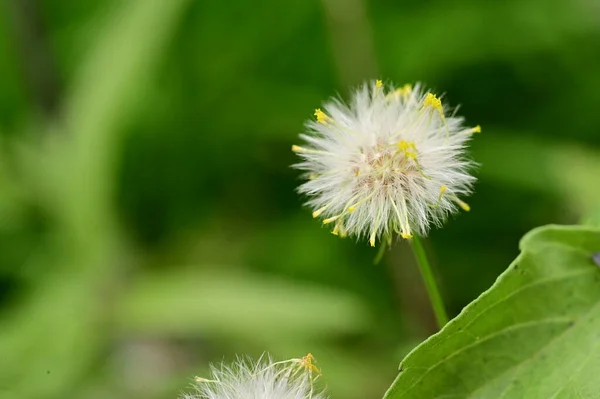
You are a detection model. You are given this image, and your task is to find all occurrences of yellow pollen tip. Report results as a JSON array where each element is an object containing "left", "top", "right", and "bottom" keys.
[
  {"left": 332, "top": 227, "right": 339, "bottom": 236},
  {"left": 314, "top": 108, "right": 328, "bottom": 123},
  {"left": 312, "top": 207, "right": 326, "bottom": 218},
  {"left": 457, "top": 199, "right": 471, "bottom": 212},
  {"left": 392, "top": 84, "right": 413, "bottom": 99},
  {"left": 472, "top": 125, "right": 482, "bottom": 133},
  {"left": 440, "top": 185, "right": 447, "bottom": 194},
  {"left": 424, "top": 92, "right": 443, "bottom": 112},
  {"left": 370, "top": 237, "right": 376, "bottom": 247},
  {"left": 397, "top": 140, "right": 416, "bottom": 151},
  {"left": 300, "top": 353, "right": 321, "bottom": 375},
  {"left": 194, "top": 377, "right": 218, "bottom": 383},
  {"left": 291, "top": 145, "right": 305, "bottom": 152},
  {"left": 401, "top": 232, "right": 413, "bottom": 239},
  {"left": 323, "top": 216, "right": 339, "bottom": 225},
  {"left": 375, "top": 80, "right": 383, "bottom": 89},
  {"left": 347, "top": 206, "right": 356, "bottom": 212}
]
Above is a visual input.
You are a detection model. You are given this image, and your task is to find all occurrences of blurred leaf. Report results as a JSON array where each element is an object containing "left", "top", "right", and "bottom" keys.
[
  {"left": 474, "top": 132, "right": 600, "bottom": 217},
  {"left": 118, "top": 269, "right": 369, "bottom": 345},
  {"left": 377, "top": 0, "right": 599, "bottom": 80},
  {"left": 0, "top": 141, "right": 27, "bottom": 231},
  {"left": 384, "top": 225, "right": 600, "bottom": 398},
  {"left": 583, "top": 209, "right": 600, "bottom": 228},
  {"left": 49, "top": 0, "right": 190, "bottom": 238},
  {"left": 0, "top": 0, "right": 191, "bottom": 398},
  {"left": 0, "top": 7, "right": 28, "bottom": 128}
]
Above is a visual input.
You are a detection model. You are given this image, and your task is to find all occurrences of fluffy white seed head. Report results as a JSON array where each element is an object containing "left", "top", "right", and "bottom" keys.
[
  {"left": 293, "top": 80, "right": 478, "bottom": 246},
  {"left": 182, "top": 354, "right": 326, "bottom": 399}
]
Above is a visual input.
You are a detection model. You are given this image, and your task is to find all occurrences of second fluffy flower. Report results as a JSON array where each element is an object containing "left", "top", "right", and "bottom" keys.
[
  {"left": 182, "top": 354, "right": 324, "bottom": 399},
  {"left": 293, "top": 81, "right": 478, "bottom": 246}
]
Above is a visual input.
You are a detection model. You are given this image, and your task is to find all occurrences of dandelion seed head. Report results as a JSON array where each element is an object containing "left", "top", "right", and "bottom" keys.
[
  {"left": 292, "top": 81, "right": 478, "bottom": 245},
  {"left": 182, "top": 354, "right": 326, "bottom": 399}
]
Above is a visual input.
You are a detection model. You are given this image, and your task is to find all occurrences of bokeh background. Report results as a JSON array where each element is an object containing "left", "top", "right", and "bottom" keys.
[{"left": 1, "top": 0, "right": 600, "bottom": 398}]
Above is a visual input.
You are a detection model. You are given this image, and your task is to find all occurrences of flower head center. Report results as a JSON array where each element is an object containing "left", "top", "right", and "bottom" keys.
[{"left": 355, "top": 140, "right": 420, "bottom": 189}]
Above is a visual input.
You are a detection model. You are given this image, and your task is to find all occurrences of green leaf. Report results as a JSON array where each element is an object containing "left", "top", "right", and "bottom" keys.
[
  {"left": 55, "top": 0, "right": 191, "bottom": 235},
  {"left": 473, "top": 133, "right": 600, "bottom": 218},
  {"left": 384, "top": 225, "right": 600, "bottom": 399},
  {"left": 117, "top": 269, "right": 369, "bottom": 344},
  {"left": 0, "top": 1, "right": 191, "bottom": 398}
]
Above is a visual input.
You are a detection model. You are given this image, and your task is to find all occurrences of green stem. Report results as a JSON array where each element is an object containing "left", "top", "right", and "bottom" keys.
[
  {"left": 410, "top": 235, "right": 449, "bottom": 329},
  {"left": 373, "top": 238, "right": 388, "bottom": 265}
]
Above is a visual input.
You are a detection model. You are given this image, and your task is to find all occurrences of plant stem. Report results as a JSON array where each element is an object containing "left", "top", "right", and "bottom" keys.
[
  {"left": 373, "top": 238, "right": 388, "bottom": 265},
  {"left": 410, "top": 235, "right": 449, "bottom": 329}
]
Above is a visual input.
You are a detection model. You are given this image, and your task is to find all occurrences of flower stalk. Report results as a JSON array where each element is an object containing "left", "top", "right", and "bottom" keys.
[{"left": 410, "top": 235, "right": 449, "bottom": 329}]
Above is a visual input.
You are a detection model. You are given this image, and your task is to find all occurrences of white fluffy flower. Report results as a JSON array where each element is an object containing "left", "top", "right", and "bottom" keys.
[
  {"left": 293, "top": 80, "right": 478, "bottom": 246},
  {"left": 182, "top": 354, "right": 326, "bottom": 399}
]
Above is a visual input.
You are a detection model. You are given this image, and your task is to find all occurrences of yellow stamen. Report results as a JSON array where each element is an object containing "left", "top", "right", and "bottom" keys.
[
  {"left": 436, "top": 185, "right": 447, "bottom": 203},
  {"left": 398, "top": 193, "right": 411, "bottom": 239},
  {"left": 389, "top": 195, "right": 409, "bottom": 238},
  {"left": 314, "top": 108, "right": 328, "bottom": 124},
  {"left": 423, "top": 92, "right": 443, "bottom": 113},
  {"left": 390, "top": 84, "right": 412, "bottom": 99},
  {"left": 298, "top": 353, "right": 321, "bottom": 375},
  {"left": 397, "top": 140, "right": 419, "bottom": 164},
  {"left": 472, "top": 125, "right": 482, "bottom": 133},
  {"left": 375, "top": 80, "right": 383, "bottom": 89},
  {"left": 401, "top": 232, "right": 413, "bottom": 239},
  {"left": 428, "top": 185, "right": 448, "bottom": 209},
  {"left": 369, "top": 210, "right": 383, "bottom": 247},
  {"left": 346, "top": 191, "right": 376, "bottom": 213},
  {"left": 194, "top": 377, "right": 219, "bottom": 383},
  {"left": 309, "top": 173, "right": 318, "bottom": 180},
  {"left": 291, "top": 146, "right": 335, "bottom": 156},
  {"left": 397, "top": 140, "right": 416, "bottom": 152},
  {"left": 331, "top": 219, "right": 345, "bottom": 237},
  {"left": 456, "top": 199, "right": 471, "bottom": 212},
  {"left": 312, "top": 206, "right": 327, "bottom": 218},
  {"left": 405, "top": 150, "right": 417, "bottom": 160},
  {"left": 323, "top": 215, "right": 341, "bottom": 224}
]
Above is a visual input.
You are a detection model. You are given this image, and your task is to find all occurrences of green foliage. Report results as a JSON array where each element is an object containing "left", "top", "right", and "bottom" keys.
[
  {"left": 0, "top": 0, "right": 599, "bottom": 398},
  {"left": 0, "top": 1, "right": 192, "bottom": 398},
  {"left": 384, "top": 225, "right": 600, "bottom": 398}
]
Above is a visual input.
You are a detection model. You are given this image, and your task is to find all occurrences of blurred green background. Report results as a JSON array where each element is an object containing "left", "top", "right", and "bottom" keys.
[{"left": 1, "top": 0, "right": 599, "bottom": 398}]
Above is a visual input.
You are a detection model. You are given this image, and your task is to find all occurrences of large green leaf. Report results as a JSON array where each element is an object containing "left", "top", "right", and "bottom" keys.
[{"left": 384, "top": 225, "right": 600, "bottom": 398}]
